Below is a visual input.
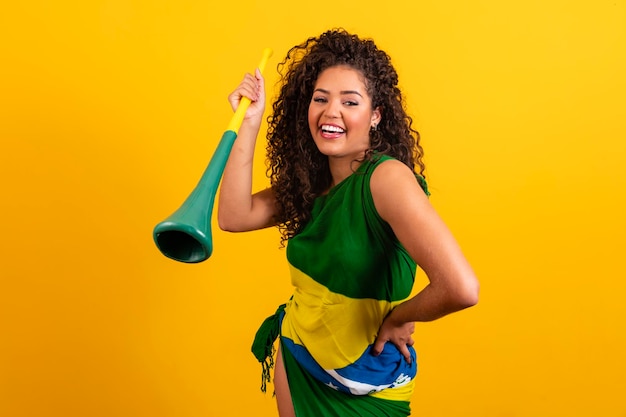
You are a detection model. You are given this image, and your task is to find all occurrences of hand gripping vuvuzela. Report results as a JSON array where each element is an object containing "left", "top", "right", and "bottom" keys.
[{"left": 153, "top": 48, "right": 273, "bottom": 263}]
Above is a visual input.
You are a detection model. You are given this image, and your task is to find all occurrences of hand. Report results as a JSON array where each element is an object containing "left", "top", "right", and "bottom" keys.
[
  {"left": 372, "top": 312, "right": 415, "bottom": 364},
  {"left": 227, "top": 68, "right": 266, "bottom": 124}
]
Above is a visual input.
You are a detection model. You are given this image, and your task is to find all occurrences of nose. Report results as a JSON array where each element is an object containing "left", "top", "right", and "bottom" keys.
[{"left": 323, "top": 99, "right": 341, "bottom": 119}]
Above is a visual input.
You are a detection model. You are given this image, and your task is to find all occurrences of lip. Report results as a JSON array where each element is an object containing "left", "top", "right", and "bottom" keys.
[{"left": 319, "top": 123, "right": 345, "bottom": 139}]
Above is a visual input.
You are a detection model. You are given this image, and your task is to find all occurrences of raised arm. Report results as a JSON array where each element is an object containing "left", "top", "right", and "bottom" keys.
[
  {"left": 370, "top": 159, "right": 479, "bottom": 361},
  {"left": 217, "top": 69, "right": 278, "bottom": 232}
]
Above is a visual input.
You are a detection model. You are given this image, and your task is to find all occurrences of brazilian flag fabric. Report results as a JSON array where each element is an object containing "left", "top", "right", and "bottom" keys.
[{"left": 253, "top": 154, "right": 429, "bottom": 416}]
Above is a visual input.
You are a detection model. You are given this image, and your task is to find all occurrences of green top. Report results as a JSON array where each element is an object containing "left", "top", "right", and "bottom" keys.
[{"left": 286, "top": 153, "right": 428, "bottom": 302}]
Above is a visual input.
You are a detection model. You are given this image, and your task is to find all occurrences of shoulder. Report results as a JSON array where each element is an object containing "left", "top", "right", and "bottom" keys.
[
  {"left": 370, "top": 157, "right": 423, "bottom": 193},
  {"left": 370, "top": 158, "right": 430, "bottom": 222},
  {"left": 370, "top": 158, "right": 417, "bottom": 195},
  {"left": 369, "top": 155, "right": 429, "bottom": 196}
]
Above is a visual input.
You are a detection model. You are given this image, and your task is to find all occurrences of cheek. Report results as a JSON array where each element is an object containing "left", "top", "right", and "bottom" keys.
[
  {"left": 307, "top": 107, "right": 316, "bottom": 131},
  {"left": 346, "top": 113, "right": 369, "bottom": 132}
]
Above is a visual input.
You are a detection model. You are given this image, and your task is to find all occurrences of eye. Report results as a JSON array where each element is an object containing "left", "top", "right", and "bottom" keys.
[
  {"left": 312, "top": 96, "right": 327, "bottom": 103},
  {"left": 344, "top": 100, "right": 359, "bottom": 106}
]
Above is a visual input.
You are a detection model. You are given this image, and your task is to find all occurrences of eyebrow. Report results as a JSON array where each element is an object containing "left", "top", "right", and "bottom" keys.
[{"left": 313, "top": 88, "right": 363, "bottom": 97}]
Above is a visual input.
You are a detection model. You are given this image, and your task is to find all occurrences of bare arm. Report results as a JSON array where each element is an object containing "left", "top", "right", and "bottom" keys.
[
  {"left": 370, "top": 159, "right": 479, "bottom": 361},
  {"left": 217, "top": 69, "right": 278, "bottom": 232}
]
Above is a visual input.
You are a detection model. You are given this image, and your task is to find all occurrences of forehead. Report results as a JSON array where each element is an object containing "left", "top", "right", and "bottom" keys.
[{"left": 314, "top": 65, "right": 368, "bottom": 92}]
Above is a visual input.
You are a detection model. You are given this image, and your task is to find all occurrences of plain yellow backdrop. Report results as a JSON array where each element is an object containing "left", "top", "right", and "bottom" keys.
[{"left": 1, "top": 1, "right": 625, "bottom": 416}]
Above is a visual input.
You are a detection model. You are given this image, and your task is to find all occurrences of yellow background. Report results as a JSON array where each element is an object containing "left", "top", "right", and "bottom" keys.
[{"left": 1, "top": 1, "right": 625, "bottom": 416}]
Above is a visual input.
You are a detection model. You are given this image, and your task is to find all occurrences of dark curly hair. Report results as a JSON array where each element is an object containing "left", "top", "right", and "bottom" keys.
[{"left": 266, "top": 29, "right": 426, "bottom": 245}]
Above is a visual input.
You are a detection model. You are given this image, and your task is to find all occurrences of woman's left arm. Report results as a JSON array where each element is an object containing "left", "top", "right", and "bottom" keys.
[{"left": 370, "top": 159, "right": 479, "bottom": 361}]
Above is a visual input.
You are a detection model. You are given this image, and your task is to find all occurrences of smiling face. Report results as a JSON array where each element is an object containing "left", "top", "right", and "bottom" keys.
[{"left": 308, "top": 65, "right": 381, "bottom": 163}]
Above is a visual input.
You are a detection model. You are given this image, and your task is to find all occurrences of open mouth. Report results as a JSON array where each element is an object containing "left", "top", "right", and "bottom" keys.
[{"left": 321, "top": 124, "right": 345, "bottom": 134}]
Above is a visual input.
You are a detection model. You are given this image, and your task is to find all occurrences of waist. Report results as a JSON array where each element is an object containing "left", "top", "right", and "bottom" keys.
[{"left": 281, "top": 288, "right": 391, "bottom": 369}]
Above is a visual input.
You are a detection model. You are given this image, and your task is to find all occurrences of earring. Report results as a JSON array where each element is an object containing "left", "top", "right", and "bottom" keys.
[{"left": 370, "top": 123, "right": 378, "bottom": 131}]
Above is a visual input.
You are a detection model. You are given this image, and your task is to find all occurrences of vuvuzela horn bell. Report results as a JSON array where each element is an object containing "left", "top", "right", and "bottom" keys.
[{"left": 153, "top": 48, "right": 273, "bottom": 263}]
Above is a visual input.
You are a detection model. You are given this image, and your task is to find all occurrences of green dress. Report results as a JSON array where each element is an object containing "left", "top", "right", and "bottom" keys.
[{"left": 252, "top": 154, "right": 429, "bottom": 416}]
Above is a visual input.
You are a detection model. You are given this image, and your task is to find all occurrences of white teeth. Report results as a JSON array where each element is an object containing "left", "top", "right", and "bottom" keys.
[{"left": 321, "top": 125, "right": 345, "bottom": 133}]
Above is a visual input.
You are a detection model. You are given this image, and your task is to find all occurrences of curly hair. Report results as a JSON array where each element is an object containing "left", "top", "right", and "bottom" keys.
[{"left": 266, "top": 29, "right": 426, "bottom": 245}]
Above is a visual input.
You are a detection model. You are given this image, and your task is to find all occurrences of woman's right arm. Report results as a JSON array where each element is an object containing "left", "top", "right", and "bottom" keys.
[{"left": 217, "top": 69, "right": 278, "bottom": 232}]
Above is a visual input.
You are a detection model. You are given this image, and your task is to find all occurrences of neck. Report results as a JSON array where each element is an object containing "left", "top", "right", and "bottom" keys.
[{"left": 327, "top": 154, "right": 365, "bottom": 188}]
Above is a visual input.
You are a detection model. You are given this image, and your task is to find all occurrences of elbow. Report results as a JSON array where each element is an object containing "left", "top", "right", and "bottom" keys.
[
  {"left": 217, "top": 220, "right": 232, "bottom": 232},
  {"left": 444, "top": 275, "right": 479, "bottom": 311},
  {"left": 217, "top": 209, "right": 240, "bottom": 232},
  {"left": 218, "top": 209, "right": 261, "bottom": 233},
  {"left": 217, "top": 215, "right": 241, "bottom": 233},
  {"left": 217, "top": 210, "right": 228, "bottom": 232},
  {"left": 456, "top": 275, "right": 480, "bottom": 309}
]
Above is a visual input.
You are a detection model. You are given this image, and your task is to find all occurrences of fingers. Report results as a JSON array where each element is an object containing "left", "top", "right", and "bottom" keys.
[
  {"left": 372, "top": 336, "right": 415, "bottom": 364},
  {"left": 373, "top": 314, "right": 415, "bottom": 363},
  {"left": 255, "top": 67, "right": 265, "bottom": 89},
  {"left": 228, "top": 73, "right": 263, "bottom": 112},
  {"left": 242, "top": 73, "right": 261, "bottom": 101},
  {"left": 254, "top": 68, "right": 266, "bottom": 104},
  {"left": 371, "top": 336, "right": 386, "bottom": 357},
  {"left": 399, "top": 343, "right": 412, "bottom": 364},
  {"left": 372, "top": 340, "right": 413, "bottom": 364}
]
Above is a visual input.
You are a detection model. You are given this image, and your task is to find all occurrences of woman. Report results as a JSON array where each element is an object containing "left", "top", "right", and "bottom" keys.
[{"left": 218, "top": 29, "right": 479, "bottom": 416}]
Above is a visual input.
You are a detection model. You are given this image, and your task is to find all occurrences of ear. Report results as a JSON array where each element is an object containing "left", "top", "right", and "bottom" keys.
[{"left": 371, "top": 107, "right": 382, "bottom": 128}]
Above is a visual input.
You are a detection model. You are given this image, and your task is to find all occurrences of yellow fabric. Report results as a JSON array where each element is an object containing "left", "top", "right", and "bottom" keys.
[
  {"left": 369, "top": 379, "right": 415, "bottom": 402},
  {"left": 281, "top": 265, "right": 396, "bottom": 370}
]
